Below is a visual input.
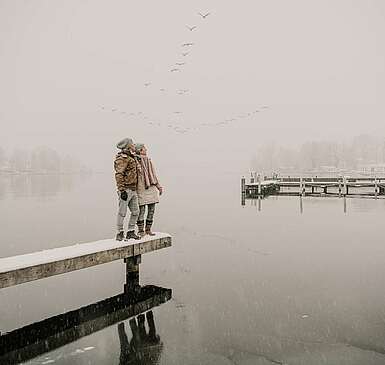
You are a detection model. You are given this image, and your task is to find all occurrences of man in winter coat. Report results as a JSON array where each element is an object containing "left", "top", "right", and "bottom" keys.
[{"left": 114, "top": 137, "right": 141, "bottom": 241}]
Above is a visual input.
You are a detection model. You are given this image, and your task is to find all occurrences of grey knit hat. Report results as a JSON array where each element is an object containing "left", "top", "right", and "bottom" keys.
[
  {"left": 116, "top": 137, "right": 134, "bottom": 150},
  {"left": 135, "top": 143, "right": 145, "bottom": 154}
]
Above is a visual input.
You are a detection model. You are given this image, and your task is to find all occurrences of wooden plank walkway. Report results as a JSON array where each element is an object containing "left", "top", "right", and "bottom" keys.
[
  {"left": 0, "top": 233, "right": 172, "bottom": 289},
  {"left": 0, "top": 285, "right": 171, "bottom": 364}
]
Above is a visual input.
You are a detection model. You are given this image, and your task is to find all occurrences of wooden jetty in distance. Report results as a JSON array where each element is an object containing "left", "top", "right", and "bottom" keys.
[
  {"left": 241, "top": 173, "right": 385, "bottom": 200},
  {"left": 0, "top": 233, "right": 172, "bottom": 291}
]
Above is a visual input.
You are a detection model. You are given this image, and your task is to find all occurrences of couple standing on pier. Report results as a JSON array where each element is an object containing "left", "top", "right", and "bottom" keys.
[{"left": 114, "top": 138, "right": 163, "bottom": 241}]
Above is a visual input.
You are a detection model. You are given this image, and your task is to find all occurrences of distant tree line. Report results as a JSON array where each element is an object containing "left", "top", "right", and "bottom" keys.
[
  {"left": 0, "top": 146, "right": 90, "bottom": 174},
  {"left": 251, "top": 135, "right": 385, "bottom": 173}
]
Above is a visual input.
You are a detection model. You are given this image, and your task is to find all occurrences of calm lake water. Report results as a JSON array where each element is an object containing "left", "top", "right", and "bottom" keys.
[{"left": 1, "top": 170, "right": 385, "bottom": 364}]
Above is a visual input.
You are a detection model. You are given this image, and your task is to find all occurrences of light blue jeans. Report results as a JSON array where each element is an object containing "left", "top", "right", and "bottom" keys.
[{"left": 116, "top": 189, "right": 139, "bottom": 232}]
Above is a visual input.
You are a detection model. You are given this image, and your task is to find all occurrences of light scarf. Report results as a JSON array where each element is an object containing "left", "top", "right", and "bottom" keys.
[{"left": 139, "top": 156, "right": 159, "bottom": 189}]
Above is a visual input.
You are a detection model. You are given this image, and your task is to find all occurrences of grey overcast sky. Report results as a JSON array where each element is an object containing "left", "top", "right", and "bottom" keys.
[{"left": 1, "top": 0, "right": 385, "bottom": 171}]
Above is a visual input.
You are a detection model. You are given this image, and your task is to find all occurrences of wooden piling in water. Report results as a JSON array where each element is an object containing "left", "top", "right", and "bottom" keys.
[
  {"left": 375, "top": 177, "right": 378, "bottom": 199},
  {"left": 241, "top": 176, "right": 246, "bottom": 194},
  {"left": 124, "top": 255, "right": 141, "bottom": 292},
  {"left": 343, "top": 176, "right": 347, "bottom": 196},
  {"left": 299, "top": 177, "right": 303, "bottom": 196}
]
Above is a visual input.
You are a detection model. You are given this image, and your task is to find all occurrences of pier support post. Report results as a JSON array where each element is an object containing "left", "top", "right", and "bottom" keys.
[
  {"left": 338, "top": 177, "right": 342, "bottom": 198},
  {"left": 124, "top": 255, "right": 141, "bottom": 292},
  {"left": 300, "top": 177, "right": 306, "bottom": 196},
  {"left": 343, "top": 176, "right": 348, "bottom": 196},
  {"left": 241, "top": 176, "right": 246, "bottom": 195},
  {"left": 300, "top": 195, "right": 303, "bottom": 214},
  {"left": 323, "top": 186, "right": 327, "bottom": 194},
  {"left": 375, "top": 178, "right": 378, "bottom": 199},
  {"left": 241, "top": 194, "right": 245, "bottom": 206},
  {"left": 299, "top": 177, "right": 303, "bottom": 196},
  {"left": 257, "top": 174, "right": 262, "bottom": 196}
]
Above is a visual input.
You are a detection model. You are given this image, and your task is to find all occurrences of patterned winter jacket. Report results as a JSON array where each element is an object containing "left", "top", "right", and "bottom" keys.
[{"left": 114, "top": 150, "right": 139, "bottom": 191}]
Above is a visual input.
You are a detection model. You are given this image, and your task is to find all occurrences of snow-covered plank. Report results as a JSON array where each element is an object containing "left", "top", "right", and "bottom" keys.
[{"left": 0, "top": 233, "right": 172, "bottom": 289}]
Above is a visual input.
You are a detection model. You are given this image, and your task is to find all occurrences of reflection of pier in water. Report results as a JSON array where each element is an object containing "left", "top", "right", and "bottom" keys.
[{"left": 0, "top": 285, "right": 171, "bottom": 364}]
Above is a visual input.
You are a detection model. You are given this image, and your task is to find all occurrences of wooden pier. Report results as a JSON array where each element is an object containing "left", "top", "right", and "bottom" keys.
[
  {"left": 0, "top": 233, "right": 172, "bottom": 290},
  {"left": 241, "top": 173, "right": 385, "bottom": 200}
]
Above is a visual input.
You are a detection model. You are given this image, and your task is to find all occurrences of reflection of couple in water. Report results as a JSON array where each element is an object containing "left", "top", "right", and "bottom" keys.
[{"left": 118, "top": 310, "right": 163, "bottom": 364}]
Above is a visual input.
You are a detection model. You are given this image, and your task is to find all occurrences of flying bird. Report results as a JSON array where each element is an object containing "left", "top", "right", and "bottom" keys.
[
  {"left": 182, "top": 43, "right": 194, "bottom": 47},
  {"left": 170, "top": 68, "right": 180, "bottom": 72},
  {"left": 144, "top": 82, "right": 151, "bottom": 87},
  {"left": 186, "top": 25, "right": 197, "bottom": 31},
  {"left": 198, "top": 12, "right": 210, "bottom": 19},
  {"left": 177, "top": 89, "right": 189, "bottom": 95},
  {"left": 176, "top": 62, "right": 185, "bottom": 66},
  {"left": 160, "top": 88, "right": 166, "bottom": 92},
  {"left": 182, "top": 52, "right": 189, "bottom": 57}
]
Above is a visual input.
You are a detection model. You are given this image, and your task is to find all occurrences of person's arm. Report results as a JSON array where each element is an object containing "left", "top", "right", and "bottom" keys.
[
  {"left": 156, "top": 183, "right": 163, "bottom": 195},
  {"left": 150, "top": 159, "right": 163, "bottom": 195},
  {"left": 114, "top": 156, "right": 128, "bottom": 192},
  {"left": 154, "top": 174, "right": 163, "bottom": 195}
]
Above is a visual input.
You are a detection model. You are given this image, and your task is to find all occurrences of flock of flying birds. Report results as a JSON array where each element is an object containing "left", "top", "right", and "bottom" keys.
[
  {"left": 143, "top": 10, "right": 211, "bottom": 96},
  {"left": 100, "top": 11, "right": 269, "bottom": 134}
]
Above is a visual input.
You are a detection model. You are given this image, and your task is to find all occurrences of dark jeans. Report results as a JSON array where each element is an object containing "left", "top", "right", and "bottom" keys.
[{"left": 138, "top": 203, "right": 156, "bottom": 224}]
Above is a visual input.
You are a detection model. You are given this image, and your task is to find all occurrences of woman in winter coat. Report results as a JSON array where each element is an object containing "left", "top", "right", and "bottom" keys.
[{"left": 135, "top": 143, "right": 163, "bottom": 236}]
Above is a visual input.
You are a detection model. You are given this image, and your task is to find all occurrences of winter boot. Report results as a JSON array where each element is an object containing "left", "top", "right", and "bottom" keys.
[
  {"left": 145, "top": 220, "right": 156, "bottom": 236},
  {"left": 136, "top": 220, "right": 145, "bottom": 237},
  {"left": 126, "top": 230, "right": 141, "bottom": 240},
  {"left": 116, "top": 231, "right": 124, "bottom": 241}
]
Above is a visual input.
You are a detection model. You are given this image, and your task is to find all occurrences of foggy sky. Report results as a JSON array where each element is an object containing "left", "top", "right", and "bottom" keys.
[{"left": 1, "top": 0, "right": 385, "bottom": 172}]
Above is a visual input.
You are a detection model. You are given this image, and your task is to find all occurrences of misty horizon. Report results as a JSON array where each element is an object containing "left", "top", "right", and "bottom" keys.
[{"left": 1, "top": 0, "right": 385, "bottom": 174}]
